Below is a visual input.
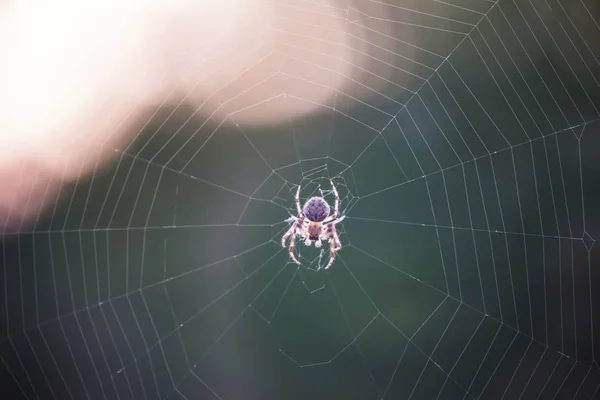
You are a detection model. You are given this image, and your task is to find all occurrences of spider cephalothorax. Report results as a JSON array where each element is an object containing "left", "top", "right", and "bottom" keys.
[{"left": 281, "top": 181, "right": 345, "bottom": 270}]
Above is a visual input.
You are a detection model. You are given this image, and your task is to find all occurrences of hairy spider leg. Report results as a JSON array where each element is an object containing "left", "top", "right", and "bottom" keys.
[
  {"left": 288, "top": 231, "right": 301, "bottom": 265},
  {"left": 281, "top": 216, "right": 301, "bottom": 246},
  {"left": 322, "top": 214, "right": 345, "bottom": 225},
  {"left": 329, "top": 180, "right": 339, "bottom": 219},
  {"left": 323, "top": 220, "right": 343, "bottom": 270},
  {"left": 281, "top": 217, "right": 304, "bottom": 264},
  {"left": 321, "top": 180, "right": 343, "bottom": 225},
  {"left": 324, "top": 231, "right": 337, "bottom": 270},
  {"left": 317, "top": 218, "right": 340, "bottom": 247},
  {"left": 332, "top": 230, "right": 342, "bottom": 251},
  {"left": 281, "top": 218, "right": 296, "bottom": 247},
  {"left": 295, "top": 185, "right": 303, "bottom": 217}
]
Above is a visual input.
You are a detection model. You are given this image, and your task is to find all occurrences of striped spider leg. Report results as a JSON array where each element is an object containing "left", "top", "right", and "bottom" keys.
[
  {"left": 281, "top": 185, "right": 306, "bottom": 264},
  {"left": 323, "top": 215, "right": 345, "bottom": 270}
]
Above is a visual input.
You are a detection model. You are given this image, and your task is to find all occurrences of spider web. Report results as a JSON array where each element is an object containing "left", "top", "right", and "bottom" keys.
[{"left": 2, "top": 0, "right": 600, "bottom": 399}]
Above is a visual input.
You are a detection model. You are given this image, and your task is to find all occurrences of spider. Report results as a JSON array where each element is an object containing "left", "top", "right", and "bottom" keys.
[{"left": 281, "top": 180, "right": 345, "bottom": 270}]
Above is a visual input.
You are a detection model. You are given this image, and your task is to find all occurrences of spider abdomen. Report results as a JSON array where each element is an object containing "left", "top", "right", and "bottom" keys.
[{"left": 303, "top": 197, "right": 330, "bottom": 222}]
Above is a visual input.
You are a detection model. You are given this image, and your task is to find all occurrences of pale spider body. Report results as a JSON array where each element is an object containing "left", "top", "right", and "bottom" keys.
[{"left": 281, "top": 181, "right": 345, "bottom": 270}]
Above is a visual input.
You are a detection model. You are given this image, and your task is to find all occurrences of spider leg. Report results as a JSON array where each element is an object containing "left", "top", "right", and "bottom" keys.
[
  {"left": 322, "top": 215, "right": 345, "bottom": 225},
  {"left": 288, "top": 233, "right": 301, "bottom": 264},
  {"left": 330, "top": 180, "right": 339, "bottom": 219},
  {"left": 283, "top": 218, "right": 305, "bottom": 264},
  {"left": 295, "top": 185, "right": 303, "bottom": 217},
  {"left": 281, "top": 223, "right": 296, "bottom": 247},
  {"left": 331, "top": 228, "right": 342, "bottom": 251},
  {"left": 323, "top": 224, "right": 343, "bottom": 270},
  {"left": 281, "top": 217, "right": 302, "bottom": 247},
  {"left": 324, "top": 235, "right": 337, "bottom": 270}
]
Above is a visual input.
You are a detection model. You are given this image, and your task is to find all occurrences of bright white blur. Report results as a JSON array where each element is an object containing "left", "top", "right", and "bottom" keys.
[{"left": 0, "top": 0, "right": 408, "bottom": 235}]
